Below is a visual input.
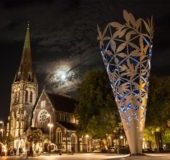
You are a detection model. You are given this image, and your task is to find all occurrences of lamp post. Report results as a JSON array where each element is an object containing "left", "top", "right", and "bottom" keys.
[
  {"left": 0, "top": 121, "right": 4, "bottom": 141},
  {"left": 48, "top": 123, "right": 54, "bottom": 142},
  {"left": 66, "top": 131, "right": 68, "bottom": 153},
  {"left": 47, "top": 113, "right": 51, "bottom": 124},
  {"left": 85, "top": 134, "right": 89, "bottom": 152},
  {"left": 0, "top": 129, "right": 3, "bottom": 139},
  {"left": 47, "top": 113, "right": 53, "bottom": 142},
  {"left": 119, "top": 135, "right": 124, "bottom": 148}
]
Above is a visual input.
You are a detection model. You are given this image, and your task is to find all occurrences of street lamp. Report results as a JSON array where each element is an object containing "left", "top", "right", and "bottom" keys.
[
  {"left": 0, "top": 121, "right": 4, "bottom": 136},
  {"left": 85, "top": 134, "right": 89, "bottom": 152},
  {"left": 0, "top": 121, "right": 4, "bottom": 143},
  {"left": 47, "top": 113, "right": 50, "bottom": 118},
  {"left": 0, "top": 129, "right": 3, "bottom": 137},
  {"left": 48, "top": 123, "right": 54, "bottom": 142},
  {"left": 47, "top": 113, "right": 53, "bottom": 142}
]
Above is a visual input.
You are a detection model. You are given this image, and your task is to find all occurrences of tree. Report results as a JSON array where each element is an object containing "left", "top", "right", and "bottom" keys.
[
  {"left": 76, "top": 70, "right": 120, "bottom": 138},
  {"left": 162, "top": 128, "right": 170, "bottom": 144},
  {"left": 145, "top": 75, "right": 170, "bottom": 151},
  {"left": 27, "top": 127, "right": 42, "bottom": 156},
  {"left": 2, "top": 134, "right": 14, "bottom": 149},
  {"left": 146, "top": 76, "right": 170, "bottom": 127}
]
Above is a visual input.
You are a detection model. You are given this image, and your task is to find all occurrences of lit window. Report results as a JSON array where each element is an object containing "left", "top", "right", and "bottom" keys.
[{"left": 41, "top": 100, "right": 46, "bottom": 108}]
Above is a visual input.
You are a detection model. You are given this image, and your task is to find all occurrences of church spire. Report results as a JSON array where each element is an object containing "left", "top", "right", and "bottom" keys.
[
  {"left": 14, "top": 23, "right": 36, "bottom": 82},
  {"left": 23, "top": 23, "right": 30, "bottom": 51},
  {"left": 20, "top": 22, "right": 32, "bottom": 70}
]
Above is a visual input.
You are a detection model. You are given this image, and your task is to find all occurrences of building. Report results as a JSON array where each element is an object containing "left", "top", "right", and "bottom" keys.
[
  {"left": 6, "top": 24, "right": 38, "bottom": 154},
  {"left": 6, "top": 25, "right": 85, "bottom": 154},
  {"left": 32, "top": 90, "right": 79, "bottom": 152},
  {"left": 0, "top": 121, "right": 4, "bottom": 141}
]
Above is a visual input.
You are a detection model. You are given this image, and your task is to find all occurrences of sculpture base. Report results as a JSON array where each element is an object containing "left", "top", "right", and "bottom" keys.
[{"left": 130, "top": 153, "right": 145, "bottom": 156}]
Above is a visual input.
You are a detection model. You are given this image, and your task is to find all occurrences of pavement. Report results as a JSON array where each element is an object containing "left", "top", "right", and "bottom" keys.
[{"left": 0, "top": 153, "right": 170, "bottom": 160}]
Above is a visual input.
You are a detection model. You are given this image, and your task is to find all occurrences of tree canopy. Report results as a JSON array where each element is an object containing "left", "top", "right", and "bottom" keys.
[
  {"left": 145, "top": 75, "right": 170, "bottom": 146},
  {"left": 76, "top": 70, "right": 120, "bottom": 138},
  {"left": 146, "top": 76, "right": 170, "bottom": 128}
]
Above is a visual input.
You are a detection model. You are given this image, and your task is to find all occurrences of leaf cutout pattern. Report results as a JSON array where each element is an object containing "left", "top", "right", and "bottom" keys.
[
  {"left": 110, "top": 22, "right": 122, "bottom": 28},
  {"left": 110, "top": 40, "right": 116, "bottom": 52},
  {"left": 129, "top": 13, "right": 136, "bottom": 27},
  {"left": 98, "top": 10, "right": 153, "bottom": 127},
  {"left": 131, "top": 49, "right": 139, "bottom": 57},
  {"left": 117, "top": 42, "right": 127, "bottom": 53},
  {"left": 129, "top": 42, "right": 139, "bottom": 50},
  {"left": 118, "top": 28, "right": 128, "bottom": 38},
  {"left": 97, "top": 25, "right": 103, "bottom": 48},
  {"left": 112, "top": 30, "right": 121, "bottom": 39},
  {"left": 125, "top": 31, "right": 136, "bottom": 41},
  {"left": 118, "top": 52, "right": 126, "bottom": 58},
  {"left": 135, "top": 19, "right": 141, "bottom": 30},
  {"left": 123, "top": 10, "right": 130, "bottom": 24}
]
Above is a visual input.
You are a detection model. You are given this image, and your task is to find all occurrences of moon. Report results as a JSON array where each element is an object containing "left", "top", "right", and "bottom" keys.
[
  {"left": 45, "top": 61, "right": 80, "bottom": 93},
  {"left": 56, "top": 70, "right": 67, "bottom": 82}
]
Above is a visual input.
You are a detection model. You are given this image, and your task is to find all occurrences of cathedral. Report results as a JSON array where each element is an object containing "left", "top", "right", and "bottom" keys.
[{"left": 6, "top": 25, "right": 88, "bottom": 154}]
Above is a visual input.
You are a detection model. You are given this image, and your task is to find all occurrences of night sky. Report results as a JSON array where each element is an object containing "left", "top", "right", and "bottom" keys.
[{"left": 0, "top": 0, "right": 170, "bottom": 121}]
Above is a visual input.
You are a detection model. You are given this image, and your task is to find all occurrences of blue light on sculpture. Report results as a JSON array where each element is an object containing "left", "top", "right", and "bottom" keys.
[{"left": 97, "top": 10, "right": 153, "bottom": 155}]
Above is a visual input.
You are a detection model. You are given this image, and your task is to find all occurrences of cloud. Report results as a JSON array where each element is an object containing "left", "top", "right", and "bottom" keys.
[{"left": 1, "top": 0, "right": 170, "bottom": 95}]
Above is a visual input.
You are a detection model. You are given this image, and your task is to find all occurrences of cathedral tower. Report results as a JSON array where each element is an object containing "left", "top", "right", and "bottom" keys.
[{"left": 7, "top": 24, "right": 38, "bottom": 140}]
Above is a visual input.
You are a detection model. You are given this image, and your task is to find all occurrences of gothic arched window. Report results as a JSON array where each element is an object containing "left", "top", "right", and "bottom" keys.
[
  {"left": 15, "top": 92, "right": 20, "bottom": 103},
  {"left": 30, "top": 91, "right": 33, "bottom": 103},
  {"left": 14, "top": 92, "right": 17, "bottom": 103},
  {"left": 41, "top": 100, "right": 46, "bottom": 108},
  {"left": 25, "top": 90, "right": 28, "bottom": 102},
  {"left": 71, "top": 134, "right": 77, "bottom": 145},
  {"left": 56, "top": 128, "right": 62, "bottom": 144},
  {"left": 28, "top": 74, "right": 32, "bottom": 81},
  {"left": 17, "top": 92, "right": 20, "bottom": 102}
]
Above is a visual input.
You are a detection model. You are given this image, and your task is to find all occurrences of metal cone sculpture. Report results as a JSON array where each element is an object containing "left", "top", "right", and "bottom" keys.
[{"left": 97, "top": 10, "right": 153, "bottom": 154}]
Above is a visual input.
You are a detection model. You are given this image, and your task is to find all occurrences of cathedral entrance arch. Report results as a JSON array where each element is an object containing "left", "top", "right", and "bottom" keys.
[{"left": 71, "top": 133, "right": 77, "bottom": 153}]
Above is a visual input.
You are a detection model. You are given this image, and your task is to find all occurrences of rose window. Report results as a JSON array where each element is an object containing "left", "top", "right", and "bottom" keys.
[{"left": 38, "top": 110, "right": 49, "bottom": 126}]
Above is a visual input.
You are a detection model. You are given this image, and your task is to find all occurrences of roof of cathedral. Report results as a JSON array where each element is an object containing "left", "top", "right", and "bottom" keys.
[
  {"left": 46, "top": 92, "right": 77, "bottom": 113},
  {"left": 57, "top": 121, "right": 77, "bottom": 130},
  {"left": 14, "top": 23, "right": 37, "bottom": 83}
]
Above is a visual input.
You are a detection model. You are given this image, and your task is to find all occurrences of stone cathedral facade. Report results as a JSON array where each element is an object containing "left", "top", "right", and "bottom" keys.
[
  {"left": 6, "top": 25, "right": 38, "bottom": 151},
  {"left": 6, "top": 25, "right": 89, "bottom": 154}
]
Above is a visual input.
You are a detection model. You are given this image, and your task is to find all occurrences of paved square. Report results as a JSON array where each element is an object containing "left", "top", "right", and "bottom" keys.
[{"left": 0, "top": 153, "right": 170, "bottom": 160}]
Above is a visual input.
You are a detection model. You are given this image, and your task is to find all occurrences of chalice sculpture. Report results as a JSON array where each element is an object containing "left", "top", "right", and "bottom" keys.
[{"left": 97, "top": 10, "right": 153, "bottom": 154}]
